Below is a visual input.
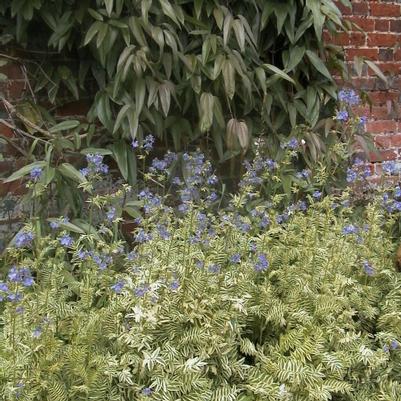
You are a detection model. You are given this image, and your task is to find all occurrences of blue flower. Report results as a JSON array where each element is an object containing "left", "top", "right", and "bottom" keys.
[
  {"left": 32, "top": 327, "right": 42, "bottom": 338},
  {"left": 7, "top": 292, "right": 23, "bottom": 302},
  {"left": 287, "top": 138, "right": 299, "bottom": 149},
  {"left": 336, "top": 110, "right": 349, "bottom": 122},
  {"left": 296, "top": 169, "right": 310, "bottom": 179},
  {"left": 362, "top": 260, "right": 374, "bottom": 276},
  {"left": 346, "top": 168, "right": 358, "bottom": 183},
  {"left": 15, "top": 231, "right": 34, "bottom": 248},
  {"left": 134, "top": 285, "right": 149, "bottom": 297},
  {"left": 49, "top": 221, "right": 60, "bottom": 230},
  {"left": 358, "top": 116, "right": 368, "bottom": 127},
  {"left": 170, "top": 280, "right": 180, "bottom": 290},
  {"left": 30, "top": 167, "right": 42, "bottom": 181},
  {"left": 390, "top": 340, "right": 399, "bottom": 350},
  {"left": 230, "top": 253, "right": 241, "bottom": 264},
  {"left": 157, "top": 225, "right": 170, "bottom": 240},
  {"left": 106, "top": 207, "right": 116, "bottom": 222},
  {"left": 0, "top": 282, "right": 9, "bottom": 292},
  {"left": 131, "top": 139, "right": 139, "bottom": 149},
  {"left": 208, "top": 264, "right": 220, "bottom": 274},
  {"left": 342, "top": 225, "right": 358, "bottom": 235},
  {"left": 59, "top": 234, "right": 74, "bottom": 247},
  {"left": 255, "top": 254, "right": 269, "bottom": 272},
  {"left": 143, "top": 135, "right": 155, "bottom": 151},
  {"left": 111, "top": 281, "right": 125, "bottom": 294},
  {"left": 142, "top": 387, "right": 153, "bottom": 396},
  {"left": 395, "top": 187, "right": 401, "bottom": 198},
  {"left": 338, "top": 89, "right": 360, "bottom": 106},
  {"left": 135, "top": 229, "right": 152, "bottom": 243},
  {"left": 312, "top": 191, "right": 322, "bottom": 199},
  {"left": 383, "top": 161, "right": 397, "bottom": 175}
]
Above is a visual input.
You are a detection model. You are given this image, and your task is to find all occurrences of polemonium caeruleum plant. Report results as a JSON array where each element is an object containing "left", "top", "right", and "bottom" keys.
[{"left": 1, "top": 141, "right": 401, "bottom": 401}]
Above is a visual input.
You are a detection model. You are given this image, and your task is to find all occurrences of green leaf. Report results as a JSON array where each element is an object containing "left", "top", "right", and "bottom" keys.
[
  {"left": 84, "top": 21, "right": 101, "bottom": 46},
  {"left": 3, "top": 161, "right": 47, "bottom": 183},
  {"left": 222, "top": 59, "right": 235, "bottom": 99},
  {"left": 49, "top": 120, "right": 80, "bottom": 133},
  {"left": 365, "top": 60, "right": 387, "bottom": 84},
  {"left": 286, "top": 46, "right": 305, "bottom": 72},
  {"left": 47, "top": 218, "right": 86, "bottom": 234},
  {"left": 263, "top": 64, "right": 295, "bottom": 84},
  {"left": 159, "top": 0, "right": 180, "bottom": 26},
  {"left": 81, "top": 148, "right": 113, "bottom": 155},
  {"left": 199, "top": 92, "right": 215, "bottom": 133},
  {"left": 306, "top": 50, "right": 333, "bottom": 80},
  {"left": 233, "top": 19, "right": 245, "bottom": 52},
  {"left": 135, "top": 78, "right": 146, "bottom": 115},
  {"left": 104, "top": 0, "right": 114, "bottom": 16},
  {"left": 112, "top": 142, "right": 128, "bottom": 180},
  {"left": 58, "top": 163, "right": 87, "bottom": 183}
]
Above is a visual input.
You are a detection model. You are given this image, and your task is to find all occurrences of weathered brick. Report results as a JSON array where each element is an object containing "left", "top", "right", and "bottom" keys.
[
  {"left": 370, "top": 3, "right": 401, "bottom": 17},
  {"left": 367, "top": 33, "right": 400, "bottom": 47},
  {"left": 366, "top": 120, "right": 398, "bottom": 133},
  {"left": 368, "top": 149, "right": 398, "bottom": 162},
  {"left": 347, "top": 48, "right": 379, "bottom": 59},
  {"left": 375, "top": 19, "right": 390, "bottom": 32}
]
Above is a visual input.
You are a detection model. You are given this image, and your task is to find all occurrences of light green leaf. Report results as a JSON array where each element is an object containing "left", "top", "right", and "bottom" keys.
[
  {"left": 306, "top": 50, "right": 333, "bottom": 80},
  {"left": 49, "top": 120, "right": 80, "bottom": 133},
  {"left": 4, "top": 161, "right": 47, "bottom": 183},
  {"left": 58, "top": 163, "right": 87, "bottom": 183},
  {"left": 263, "top": 64, "right": 295, "bottom": 84},
  {"left": 112, "top": 142, "right": 128, "bottom": 180},
  {"left": 286, "top": 46, "right": 305, "bottom": 72},
  {"left": 81, "top": 148, "right": 113, "bottom": 155},
  {"left": 222, "top": 59, "right": 235, "bottom": 99},
  {"left": 84, "top": 21, "right": 101, "bottom": 46},
  {"left": 199, "top": 92, "right": 215, "bottom": 133},
  {"left": 365, "top": 60, "right": 387, "bottom": 84}
]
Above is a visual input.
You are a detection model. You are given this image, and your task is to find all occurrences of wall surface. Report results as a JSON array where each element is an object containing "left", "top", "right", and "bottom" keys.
[{"left": 329, "top": 0, "right": 401, "bottom": 174}]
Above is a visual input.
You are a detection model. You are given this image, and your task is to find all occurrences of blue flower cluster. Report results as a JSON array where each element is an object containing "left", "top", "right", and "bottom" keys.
[
  {"left": 80, "top": 153, "right": 109, "bottom": 177},
  {"left": 149, "top": 151, "right": 177, "bottom": 174},
  {"left": 15, "top": 230, "right": 34, "bottom": 248},
  {"left": 239, "top": 156, "right": 277, "bottom": 188},
  {"left": 338, "top": 89, "right": 360, "bottom": 106},
  {"left": 77, "top": 249, "right": 113, "bottom": 270},
  {"left": 382, "top": 186, "right": 401, "bottom": 213},
  {"left": 255, "top": 254, "right": 269, "bottom": 272},
  {"left": 346, "top": 158, "right": 371, "bottom": 183},
  {"left": 0, "top": 266, "right": 34, "bottom": 303},
  {"left": 131, "top": 134, "right": 155, "bottom": 151},
  {"left": 30, "top": 167, "right": 43, "bottom": 181}
]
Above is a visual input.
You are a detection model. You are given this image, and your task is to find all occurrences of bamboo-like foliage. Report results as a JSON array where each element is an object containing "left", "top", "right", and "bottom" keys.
[
  {"left": 0, "top": 0, "right": 352, "bottom": 158},
  {"left": 1, "top": 159, "right": 401, "bottom": 400}
]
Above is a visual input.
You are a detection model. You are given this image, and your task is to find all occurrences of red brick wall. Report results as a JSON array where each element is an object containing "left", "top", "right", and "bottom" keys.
[{"left": 331, "top": 0, "right": 401, "bottom": 174}]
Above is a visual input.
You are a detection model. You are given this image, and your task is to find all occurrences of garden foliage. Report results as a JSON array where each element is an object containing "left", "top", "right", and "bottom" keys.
[
  {"left": 0, "top": 0, "right": 354, "bottom": 164},
  {"left": 1, "top": 143, "right": 401, "bottom": 401}
]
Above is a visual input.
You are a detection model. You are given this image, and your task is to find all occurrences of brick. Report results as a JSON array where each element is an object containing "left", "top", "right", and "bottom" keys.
[
  {"left": 352, "top": 2, "right": 370, "bottom": 15},
  {"left": 375, "top": 19, "right": 390, "bottom": 32},
  {"left": 347, "top": 17, "right": 375, "bottom": 32},
  {"left": 0, "top": 121, "right": 14, "bottom": 138},
  {"left": 367, "top": 33, "right": 400, "bottom": 47},
  {"left": 390, "top": 20, "right": 401, "bottom": 32},
  {"left": 368, "top": 91, "right": 398, "bottom": 104},
  {"left": 349, "top": 32, "right": 367, "bottom": 46},
  {"left": 329, "top": 32, "right": 350, "bottom": 45},
  {"left": 370, "top": 3, "right": 401, "bottom": 17},
  {"left": 367, "top": 62, "right": 401, "bottom": 75},
  {"left": 368, "top": 149, "right": 398, "bottom": 162},
  {"left": 347, "top": 48, "right": 379, "bottom": 59},
  {"left": 366, "top": 120, "right": 397, "bottom": 133},
  {"left": 379, "top": 48, "right": 394, "bottom": 62},
  {"left": 0, "top": 63, "right": 22, "bottom": 80},
  {"left": 7, "top": 80, "right": 26, "bottom": 99}
]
